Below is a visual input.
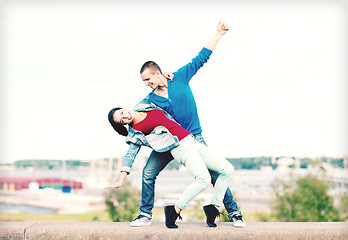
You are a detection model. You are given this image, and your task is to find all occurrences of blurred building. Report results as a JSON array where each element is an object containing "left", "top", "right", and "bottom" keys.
[{"left": 0, "top": 177, "right": 83, "bottom": 193}]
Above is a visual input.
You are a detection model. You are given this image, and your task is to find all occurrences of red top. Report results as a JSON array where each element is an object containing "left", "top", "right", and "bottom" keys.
[{"left": 132, "top": 109, "right": 191, "bottom": 141}]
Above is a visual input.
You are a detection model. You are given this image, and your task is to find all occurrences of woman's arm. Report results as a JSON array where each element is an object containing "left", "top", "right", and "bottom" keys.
[
  {"left": 205, "top": 21, "right": 229, "bottom": 51},
  {"left": 104, "top": 142, "right": 140, "bottom": 189},
  {"left": 105, "top": 171, "right": 128, "bottom": 189},
  {"left": 120, "top": 142, "right": 141, "bottom": 173}
]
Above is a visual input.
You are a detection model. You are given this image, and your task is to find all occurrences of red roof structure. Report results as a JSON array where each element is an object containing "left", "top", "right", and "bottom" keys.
[{"left": 0, "top": 177, "right": 83, "bottom": 191}]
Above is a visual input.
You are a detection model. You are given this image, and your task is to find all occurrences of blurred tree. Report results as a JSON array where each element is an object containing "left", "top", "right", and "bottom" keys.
[
  {"left": 271, "top": 174, "right": 343, "bottom": 222},
  {"left": 186, "top": 200, "right": 232, "bottom": 222},
  {"left": 219, "top": 209, "right": 231, "bottom": 222},
  {"left": 104, "top": 180, "right": 141, "bottom": 222},
  {"left": 338, "top": 195, "right": 348, "bottom": 221},
  {"left": 187, "top": 200, "right": 205, "bottom": 222}
]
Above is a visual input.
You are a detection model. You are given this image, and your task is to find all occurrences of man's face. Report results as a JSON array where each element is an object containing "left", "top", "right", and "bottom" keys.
[
  {"left": 113, "top": 108, "right": 133, "bottom": 125},
  {"left": 141, "top": 68, "right": 162, "bottom": 89}
]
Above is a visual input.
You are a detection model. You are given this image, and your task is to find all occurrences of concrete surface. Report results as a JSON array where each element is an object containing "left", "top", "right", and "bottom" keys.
[{"left": 0, "top": 222, "right": 347, "bottom": 240}]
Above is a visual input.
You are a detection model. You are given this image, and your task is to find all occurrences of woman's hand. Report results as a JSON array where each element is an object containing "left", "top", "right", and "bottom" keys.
[
  {"left": 104, "top": 171, "right": 128, "bottom": 189},
  {"left": 104, "top": 181, "right": 123, "bottom": 189}
]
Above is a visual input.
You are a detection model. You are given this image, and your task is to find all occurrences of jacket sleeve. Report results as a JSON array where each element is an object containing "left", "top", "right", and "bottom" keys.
[
  {"left": 120, "top": 142, "right": 141, "bottom": 174},
  {"left": 174, "top": 47, "right": 212, "bottom": 84}
]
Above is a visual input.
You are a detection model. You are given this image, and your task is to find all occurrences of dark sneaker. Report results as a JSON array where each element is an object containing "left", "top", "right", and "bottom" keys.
[
  {"left": 129, "top": 214, "right": 151, "bottom": 227},
  {"left": 230, "top": 213, "right": 246, "bottom": 228}
]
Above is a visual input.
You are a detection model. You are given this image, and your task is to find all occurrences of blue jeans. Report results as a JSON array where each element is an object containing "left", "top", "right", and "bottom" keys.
[{"left": 139, "top": 133, "right": 241, "bottom": 219}]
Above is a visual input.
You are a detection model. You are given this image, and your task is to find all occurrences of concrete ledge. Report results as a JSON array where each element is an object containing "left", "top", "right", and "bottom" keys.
[{"left": 0, "top": 222, "right": 347, "bottom": 240}]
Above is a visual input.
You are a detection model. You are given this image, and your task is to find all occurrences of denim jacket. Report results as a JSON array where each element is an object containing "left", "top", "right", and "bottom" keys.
[{"left": 120, "top": 99, "right": 181, "bottom": 174}]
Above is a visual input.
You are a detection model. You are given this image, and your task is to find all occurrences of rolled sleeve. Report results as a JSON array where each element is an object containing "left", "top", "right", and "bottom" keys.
[{"left": 120, "top": 166, "right": 131, "bottom": 174}]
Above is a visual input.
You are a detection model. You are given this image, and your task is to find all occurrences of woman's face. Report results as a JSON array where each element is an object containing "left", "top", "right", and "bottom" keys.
[{"left": 113, "top": 108, "right": 134, "bottom": 125}]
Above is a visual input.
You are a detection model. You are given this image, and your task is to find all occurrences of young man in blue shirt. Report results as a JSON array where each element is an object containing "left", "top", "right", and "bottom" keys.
[{"left": 131, "top": 21, "right": 246, "bottom": 228}]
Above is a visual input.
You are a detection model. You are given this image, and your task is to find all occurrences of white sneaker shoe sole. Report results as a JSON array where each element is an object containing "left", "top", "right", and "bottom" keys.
[
  {"left": 233, "top": 221, "right": 246, "bottom": 228},
  {"left": 129, "top": 221, "right": 151, "bottom": 227}
]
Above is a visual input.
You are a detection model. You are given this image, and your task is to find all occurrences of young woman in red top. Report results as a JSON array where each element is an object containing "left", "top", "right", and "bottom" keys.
[{"left": 106, "top": 107, "right": 234, "bottom": 228}]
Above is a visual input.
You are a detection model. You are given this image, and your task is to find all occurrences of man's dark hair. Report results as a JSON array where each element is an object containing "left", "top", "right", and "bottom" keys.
[
  {"left": 108, "top": 107, "right": 128, "bottom": 136},
  {"left": 140, "top": 61, "right": 162, "bottom": 74}
]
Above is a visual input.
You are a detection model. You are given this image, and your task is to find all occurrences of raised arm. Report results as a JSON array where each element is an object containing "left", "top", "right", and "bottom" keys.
[
  {"left": 170, "top": 21, "right": 229, "bottom": 84},
  {"left": 205, "top": 21, "right": 229, "bottom": 51}
]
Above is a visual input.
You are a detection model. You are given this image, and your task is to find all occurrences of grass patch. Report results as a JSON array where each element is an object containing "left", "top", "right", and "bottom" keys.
[
  {"left": 1, "top": 207, "right": 273, "bottom": 223},
  {"left": 0, "top": 209, "right": 112, "bottom": 222}
]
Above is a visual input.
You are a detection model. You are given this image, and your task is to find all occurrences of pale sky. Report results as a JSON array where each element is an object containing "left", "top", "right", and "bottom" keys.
[{"left": 1, "top": 0, "right": 347, "bottom": 163}]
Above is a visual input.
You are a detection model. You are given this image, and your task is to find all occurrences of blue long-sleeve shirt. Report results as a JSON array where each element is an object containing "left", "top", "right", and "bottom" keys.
[
  {"left": 120, "top": 47, "right": 212, "bottom": 174},
  {"left": 148, "top": 47, "right": 212, "bottom": 135}
]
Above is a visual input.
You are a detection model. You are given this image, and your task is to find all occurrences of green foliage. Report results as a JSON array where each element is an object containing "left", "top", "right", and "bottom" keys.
[
  {"left": 185, "top": 197, "right": 241, "bottom": 222},
  {"left": 271, "top": 174, "right": 343, "bottom": 222},
  {"left": 13, "top": 158, "right": 123, "bottom": 170},
  {"left": 219, "top": 209, "right": 230, "bottom": 222},
  {"left": 300, "top": 158, "right": 311, "bottom": 168},
  {"left": 337, "top": 195, "right": 348, "bottom": 220},
  {"left": 321, "top": 157, "right": 345, "bottom": 168},
  {"left": 227, "top": 157, "right": 276, "bottom": 170},
  {"left": 12, "top": 156, "right": 345, "bottom": 170},
  {"left": 104, "top": 180, "right": 141, "bottom": 222},
  {"left": 186, "top": 200, "right": 205, "bottom": 221},
  {"left": 255, "top": 212, "right": 273, "bottom": 222},
  {"left": 0, "top": 209, "right": 111, "bottom": 222},
  {"left": 14, "top": 159, "right": 88, "bottom": 169}
]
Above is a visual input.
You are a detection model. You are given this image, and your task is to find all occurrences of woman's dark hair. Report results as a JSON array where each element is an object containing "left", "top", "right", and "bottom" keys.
[{"left": 108, "top": 107, "right": 128, "bottom": 136}]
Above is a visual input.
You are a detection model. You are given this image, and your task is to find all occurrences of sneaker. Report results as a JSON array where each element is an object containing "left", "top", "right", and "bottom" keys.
[
  {"left": 230, "top": 213, "right": 246, "bottom": 228},
  {"left": 129, "top": 214, "right": 151, "bottom": 227}
]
